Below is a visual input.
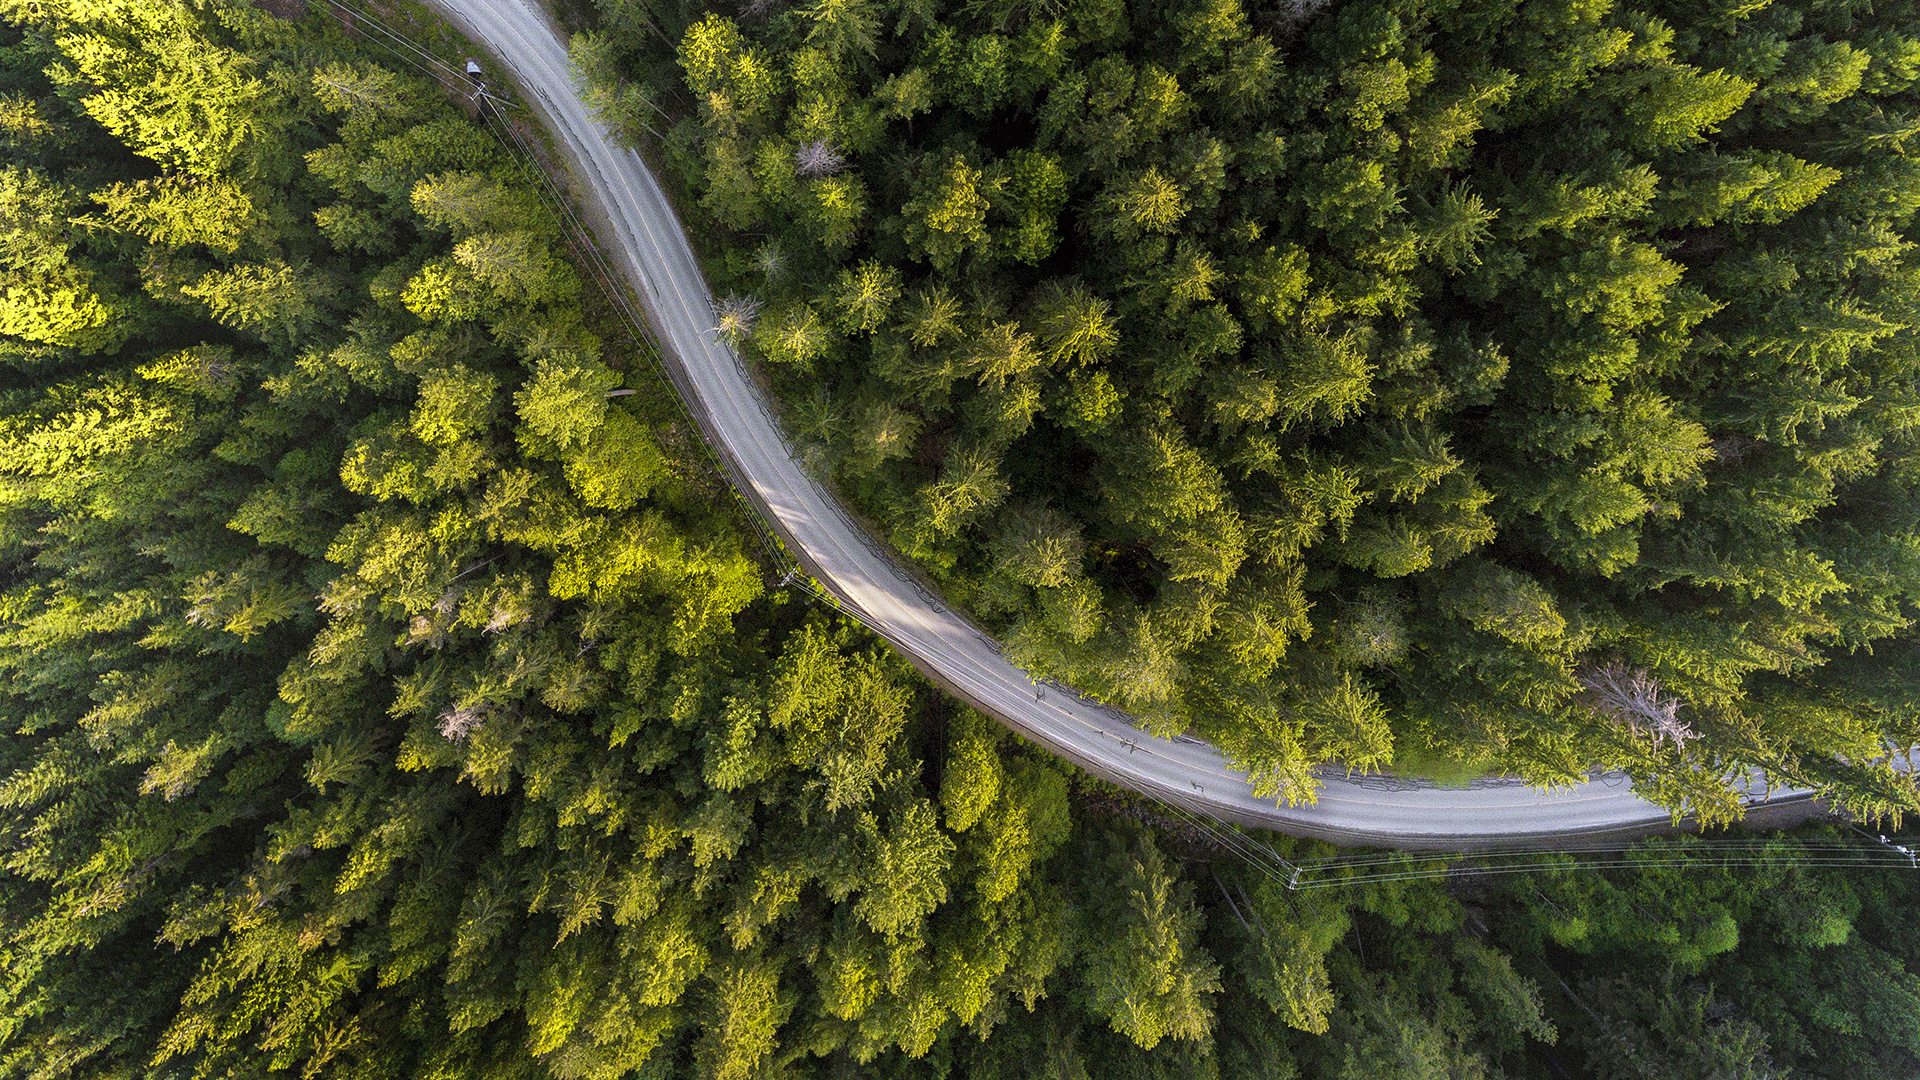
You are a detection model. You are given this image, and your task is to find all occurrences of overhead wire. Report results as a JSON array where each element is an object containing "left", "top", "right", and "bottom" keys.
[
  {"left": 1298, "top": 841, "right": 1893, "bottom": 864},
  {"left": 311, "top": 0, "right": 475, "bottom": 85},
  {"left": 1300, "top": 855, "right": 1916, "bottom": 889},
  {"left": 1153, "top": 790, "right": 1302, "bottom": 889},
  {"left": 1293, "top": 839, "right": 1844, "bottom": 869},
  {"left": 1139, "top": 785, "right": 1916, "bottom": 890},
  {"left": 1289, "top": 839, "right": 1920, "bottom": 889}
]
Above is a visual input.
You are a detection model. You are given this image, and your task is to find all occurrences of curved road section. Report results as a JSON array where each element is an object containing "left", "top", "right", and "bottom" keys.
[{"left": 428, "top": 0, "right": 1813, "bottom": 849}]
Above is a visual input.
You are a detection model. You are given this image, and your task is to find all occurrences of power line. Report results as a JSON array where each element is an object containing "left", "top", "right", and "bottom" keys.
[
  {"left": 1286, "top": 838, "right": 1920, "bottom": 890},
  {"left": 311, "top": 0, "right": 476, "bottom": 87},
  {"left": 1098, "top": 778, "right": 1919, "bottom": 891},
  {"left": 1154, "top": 789, "right": 1302, "bottom": 891},
  {"left": 1130, "top": 779, "right": 1917, "bottom": 890}
]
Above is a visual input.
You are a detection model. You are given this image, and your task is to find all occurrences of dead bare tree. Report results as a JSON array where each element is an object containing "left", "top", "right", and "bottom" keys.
[
  {"left": 712, "top": 293, "right": 764, "bottom": 343},
  {"left": 795, "top": 138, "right": 846, "bottom": 178},
  {"left": 1577, "top": 660, "right": 1697, "bottom": 748},
  {"left": 1264, "top": 0, "right": 1332, "bottom": 37},
  {"left": 1281, "top": 0, "right": 1333, "bottom": 23},
  {"left": 438, "top": 703, "right": 488, "bottom": 742}
]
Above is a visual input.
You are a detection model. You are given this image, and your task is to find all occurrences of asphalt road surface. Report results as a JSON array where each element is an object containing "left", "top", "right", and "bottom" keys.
[{"left": 427, "top": 0, "right": 1818, "bottom": 850}]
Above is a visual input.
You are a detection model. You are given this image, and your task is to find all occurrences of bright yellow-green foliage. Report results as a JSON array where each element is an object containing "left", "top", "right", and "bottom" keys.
[
  {"left": 49, "top": 0, "right": 270, "bottom": 177},
  {"left": 94, "top": 175, "right": 255, "bottom": 252},
  {"left": 1114, "top": 166, "right": 1187, "bottom": 233},
  {"left": 8, "top": 4, "right": 1920, "bottom": 1080}
]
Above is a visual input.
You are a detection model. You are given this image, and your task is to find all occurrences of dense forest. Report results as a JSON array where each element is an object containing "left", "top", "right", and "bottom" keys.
[
  {"left": 4, "top": 0, "right": 1920, "bottom": 1078},
  {"left": 573, "top": 0, "right": 1920, "bottom": 816}
]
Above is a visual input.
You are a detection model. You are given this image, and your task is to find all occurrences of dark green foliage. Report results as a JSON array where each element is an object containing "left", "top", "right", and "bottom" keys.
[
  {"left": 1198, "top": 831, "right": 1920, "bottom": 1080},
  {"left": 7, "top": 3, "right": 1920, "bottom": 1080}
]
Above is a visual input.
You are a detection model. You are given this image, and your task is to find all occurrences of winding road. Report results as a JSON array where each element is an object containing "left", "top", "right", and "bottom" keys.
[{"left": 426, "top": 0, "right": 1819, "bottom": 849}]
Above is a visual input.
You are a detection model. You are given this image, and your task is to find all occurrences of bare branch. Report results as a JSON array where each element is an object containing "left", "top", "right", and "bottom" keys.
[
  {"left": 795, "top": 138, "right": 846, "bottom": 178},
  {"left": 438, "top": 704, "right": 488, "bottom": 742},
  {"left": 712, "top": 293, "right": 764, "bottom": 343},
  {"left": 1576, "top": 660, "right": 1696, "bottom": 747},
  {"left": 1280, "top": 0, "right": 1332, "bottom": 26}
]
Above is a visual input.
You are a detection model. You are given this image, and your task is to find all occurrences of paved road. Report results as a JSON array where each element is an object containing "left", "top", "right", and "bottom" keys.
[{"left": 427, "top": 0, "right": 1817, "bottom": 849}]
